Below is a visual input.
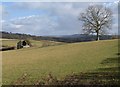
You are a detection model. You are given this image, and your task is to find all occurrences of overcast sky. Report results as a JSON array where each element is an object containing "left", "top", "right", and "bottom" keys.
[{"left": 0, "top": 0, "right": 119, "bottom": 36}]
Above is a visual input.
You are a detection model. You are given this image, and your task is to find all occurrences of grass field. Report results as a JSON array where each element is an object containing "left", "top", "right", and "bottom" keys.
[
  {"left": 1, "top": 39, "right": 64, "bottom": 48},
  {"left": 2, "top": 39, "right": 119, "bottom": 85}
]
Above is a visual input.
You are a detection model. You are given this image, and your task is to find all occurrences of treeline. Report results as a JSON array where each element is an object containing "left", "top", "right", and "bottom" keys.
[
  {"left": 0, "top": 31, "right": 118, "bottom": 43},
  {"left": 0, "top": 31, "right": 56, "bottom": 41}
]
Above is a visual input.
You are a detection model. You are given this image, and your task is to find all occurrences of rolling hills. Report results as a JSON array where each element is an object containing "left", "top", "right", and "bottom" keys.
[
  {"left": 1, "top": 31, "right": 117, "bottom": 43},
  {"left": 2, "top": 39, "right": 119, "bottom": 85}
]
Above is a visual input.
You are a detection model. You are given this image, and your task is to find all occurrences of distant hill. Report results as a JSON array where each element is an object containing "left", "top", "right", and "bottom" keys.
[
  {"left": 0, "top": 31, "right": 55, "bottom": 41},
  {"left": 58, "top": 34, "right": 116, "bottom": 42},
  {"left": 0, "top": 31, "right": 118, "bottom": 43}
]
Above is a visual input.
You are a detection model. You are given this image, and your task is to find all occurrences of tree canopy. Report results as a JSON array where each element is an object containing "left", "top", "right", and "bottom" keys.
[{"left": 79, "top": 5, "right": 112, "bottom": 40}]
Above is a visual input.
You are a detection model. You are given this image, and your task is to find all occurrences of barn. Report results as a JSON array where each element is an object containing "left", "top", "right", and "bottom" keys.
[{"left": 17, "top": 40, "right": 32, "bottom": 49}]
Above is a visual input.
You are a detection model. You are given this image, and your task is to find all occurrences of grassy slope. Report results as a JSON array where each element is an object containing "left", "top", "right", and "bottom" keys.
[
  {"left": 2, "top": 39, "right": 118, "bottom": 85},
  {"left": 1, "top": 39, "right": 19, "bottom": 47},
  {"left": 1, "top": 39, "right": 63, "bottom": 48},
  {"left": 0, "top": 39, "right": 41, "bottom": 47}
]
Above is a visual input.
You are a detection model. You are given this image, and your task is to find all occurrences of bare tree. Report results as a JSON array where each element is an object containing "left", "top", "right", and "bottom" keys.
[{"left": 79, "top": 5, "right": 112, "bottom": 40}]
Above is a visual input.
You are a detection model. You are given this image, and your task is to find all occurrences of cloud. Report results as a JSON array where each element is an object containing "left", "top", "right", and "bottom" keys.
[
  {"left": 0, "top": 5, "right": 2, "bottom": 14},
  {"left": 13, "top": 2, "right": 83, "bottom": 16},
  {"left": 114, "top": 0, "right": 120, "bottom": 4},
  {"left": 2, "top": 2, "right": 84, "bottom": 35},
  {"left": 2, "top": 15, "right": 59, "bottom": 35},
  {"left": 0, "top": 4, "right": 3, "bottom": 31},
  {"left": 2, "top": 2, "right": 118, "bottom": 35},
  {"left": 1, "top": 0, "right": 118, "bottom": 2},
  {"left": 0, "top": 4, "right": 3, "bottom": 21},
  {"left": 2, "top": 13, "right": 82, "bottom": 36}
]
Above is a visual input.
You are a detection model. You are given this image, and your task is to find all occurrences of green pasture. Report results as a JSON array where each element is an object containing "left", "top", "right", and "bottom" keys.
[{"left": 2, "top": 39, "right": 118, "bottom": 85}]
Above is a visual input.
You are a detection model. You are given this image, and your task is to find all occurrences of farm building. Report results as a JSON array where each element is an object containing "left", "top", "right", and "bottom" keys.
[{"left": 17, "top": 40, "right": 32, "bottom": 49}]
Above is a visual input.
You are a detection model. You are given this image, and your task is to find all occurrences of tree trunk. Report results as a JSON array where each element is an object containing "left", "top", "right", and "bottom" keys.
[{"left": 96, "top": 31, "right": 99, "bottom": 41}]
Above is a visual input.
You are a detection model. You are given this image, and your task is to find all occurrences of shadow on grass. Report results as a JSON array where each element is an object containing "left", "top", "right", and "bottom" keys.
[
  {"left": 98, "top": 66, "right": 119, "bottom": 71},
  {"left": 9, "top": 53, "right": 120, "bottom": 86},
  {"left": 57, "top": 53, "right": 120, "bottom": 85},
  {"left": 101, "top": 52, "right": 120, "bottom": 64},
  {"left": 100, "top": 57, "right": 119, "bottom": 64}
]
